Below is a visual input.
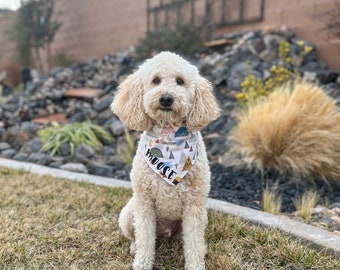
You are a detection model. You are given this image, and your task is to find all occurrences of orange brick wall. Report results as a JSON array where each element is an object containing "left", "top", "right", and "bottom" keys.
[{"left": 0, "top": 0, "right": 339, "bottom": 71}]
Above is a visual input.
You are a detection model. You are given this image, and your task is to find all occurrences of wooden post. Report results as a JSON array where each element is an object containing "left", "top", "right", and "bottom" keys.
[
  {"left": 239, "top": 0, "right": 244, "bottom": 23},
  {"left": 221, "top": 0, "right": 226, "bottom": 25},
  {"left": 147, "top": 0, "right": 150, "bottom": 32},
  {"left": 191, "top": 0, "right": 195, "bottom": 25},
  {"left": 260, "top": 0, "right": 265, "bottom": 21}
]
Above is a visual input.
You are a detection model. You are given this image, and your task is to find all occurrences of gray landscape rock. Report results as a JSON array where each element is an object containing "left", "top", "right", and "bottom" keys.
[
  {"left": 75, "top": 144, "right": 95, "bottom": 158},
  {"left": 1, "top": 149, "right": 17, "bottom": 158},
  {"left": 27, "top": 152, "right": 50, "bottom": 165},
  {"left": 90, "top": 164, "right": 114, "bottom": 177},
  {"left": 58, "top": 143, "right": 71, "bottom": 156},
  {"left": 110, "top": 119, "right": 125, "bottom": 137},
  {"left": 12, "top": 152, "right": 29, "bottom": 161},
  {"left": 60, "top": 163, "right": 88, "bottom": 174},
  {"left": 0, "top": 142, "right": 11, "bottom": 151},
  {"left": 22, "top": 138, "right": 42, "bottom": 154}
]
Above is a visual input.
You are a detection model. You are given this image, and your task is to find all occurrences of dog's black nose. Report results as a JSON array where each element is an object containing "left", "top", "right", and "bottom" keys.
[{"left": 159, "top": 94, "right": 174, "bottom": 107}]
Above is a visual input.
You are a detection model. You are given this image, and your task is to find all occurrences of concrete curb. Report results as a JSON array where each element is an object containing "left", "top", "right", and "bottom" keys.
[{"left": 1, "top": 157, "right": 339, "bottom": 257}]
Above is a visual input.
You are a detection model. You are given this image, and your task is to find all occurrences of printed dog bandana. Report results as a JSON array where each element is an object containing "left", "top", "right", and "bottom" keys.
[{"left": 140, "top": 121, "right": 199, "bottom": 186}]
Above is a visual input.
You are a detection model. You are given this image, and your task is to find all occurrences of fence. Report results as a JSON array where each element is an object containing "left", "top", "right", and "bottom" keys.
[{"left": 147, "top": 0, "right": 265, "bottom": 31}]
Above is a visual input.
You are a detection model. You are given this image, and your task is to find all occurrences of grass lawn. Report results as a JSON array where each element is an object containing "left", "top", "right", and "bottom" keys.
[{"left": 0, "top": 168, "right": 339, "bottom": 270}]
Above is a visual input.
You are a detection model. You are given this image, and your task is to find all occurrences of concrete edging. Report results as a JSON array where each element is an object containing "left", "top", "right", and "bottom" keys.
[{"left": 0, "top": 157, "right": 339, "bottom": 257}]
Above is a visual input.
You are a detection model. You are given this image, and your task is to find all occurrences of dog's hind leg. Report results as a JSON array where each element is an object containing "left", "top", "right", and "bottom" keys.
[
  {"left": 119, "top": 197, "right": 137, "bottom": 255},
  {"left": 119, "top": 198, "right": 135, "bottom": 240}
]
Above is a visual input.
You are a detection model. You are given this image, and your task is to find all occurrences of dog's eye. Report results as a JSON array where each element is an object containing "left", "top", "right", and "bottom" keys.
[
  {"left": 152, "top": 77, "right": 161, "bottom": 85},
  {"left": 176, "top": 77, "right": 184, "bottom": 85}
]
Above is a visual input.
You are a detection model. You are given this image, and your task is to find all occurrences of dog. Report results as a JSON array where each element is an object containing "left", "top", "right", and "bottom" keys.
[{"left": 111, "top": 51, "right": 220, "bottom": 270}]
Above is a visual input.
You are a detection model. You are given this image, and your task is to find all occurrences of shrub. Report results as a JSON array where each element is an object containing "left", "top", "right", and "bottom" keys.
[
  {"left": 135, "top": 25, "right": 205, "bottom": 60},
  {"left": 229, "top": 82, "right": 340, "bottom": 182},
  {"left": 38, "top": 122, "right": 113, "bottom": 156}
]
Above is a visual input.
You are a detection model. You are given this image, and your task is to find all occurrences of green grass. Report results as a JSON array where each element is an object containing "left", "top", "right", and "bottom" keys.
[{"left": 0, "top": 168, "right": 339, "bottom": 269}]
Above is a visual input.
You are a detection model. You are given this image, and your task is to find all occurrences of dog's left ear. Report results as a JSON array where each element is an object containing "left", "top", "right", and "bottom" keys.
[
  {"left": 187, "top": 76, "right": 221, "bottom": 131},
  {"left": 111, "top": 72, "right": 152, "bottom": 131}
]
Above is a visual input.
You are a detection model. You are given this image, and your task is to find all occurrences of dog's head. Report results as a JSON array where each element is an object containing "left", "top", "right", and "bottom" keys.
[{"left": 111, "top": 51, "right": 220, "bottom": 131}]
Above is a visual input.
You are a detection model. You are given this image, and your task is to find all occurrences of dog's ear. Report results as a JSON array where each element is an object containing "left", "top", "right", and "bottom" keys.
[
  {"left": 111, "top": 72, "right": 152, "bottom": 131},
  {"left": 187, "top": 76, "right": 221, "bottom": 131}
]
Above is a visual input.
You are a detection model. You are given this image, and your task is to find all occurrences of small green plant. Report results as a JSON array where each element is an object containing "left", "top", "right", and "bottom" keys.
[
  {"left": 117, "top": 128, "right": 136, "bottom": 163},
  {"left": 262, "top": 184, "right": 282, "bottom": 215},
  {"left": 14, "top": 83, "right": 24, "bottom": 92},
  {"left": 278, "top": 40, "right": 291, "bottom": 66},
  {"left": 237, "top": 39, "right": 313, "bottom": 107},
  {"left": 38, "top": 121, "right": 113, "bottom": 156},
  {"left": 293, "top": 190, "right": 320, "bottom": 221},
  {"left": 237, "top": 65, "right": 292, "bottom": 107}
]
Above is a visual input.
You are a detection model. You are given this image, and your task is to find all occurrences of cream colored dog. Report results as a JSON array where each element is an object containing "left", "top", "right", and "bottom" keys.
[{"left": 111, "top": 51, "right": 220, "bottom": 270}]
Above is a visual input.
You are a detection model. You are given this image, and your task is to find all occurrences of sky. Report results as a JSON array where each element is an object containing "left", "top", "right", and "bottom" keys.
[{"left": 0, "top": 0, "right": 21, "bottom": 10}]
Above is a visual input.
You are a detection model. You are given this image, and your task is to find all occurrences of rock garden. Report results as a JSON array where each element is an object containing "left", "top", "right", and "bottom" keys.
[{"left": 1, "top": 28, "right": 340, "bottom": 233}]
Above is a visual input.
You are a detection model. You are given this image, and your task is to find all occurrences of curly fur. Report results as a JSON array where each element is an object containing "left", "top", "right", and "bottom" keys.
[
  {"left": 111, "top": 51, "right": 220, "bottom": 270},
  {"left": 229, "top": 82, "right": 340, "bottom": 182}
]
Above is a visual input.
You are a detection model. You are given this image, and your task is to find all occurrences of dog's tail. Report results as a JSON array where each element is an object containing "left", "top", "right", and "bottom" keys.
[{"left": 229, "top": 82, "right": 340, "bottom": 182}]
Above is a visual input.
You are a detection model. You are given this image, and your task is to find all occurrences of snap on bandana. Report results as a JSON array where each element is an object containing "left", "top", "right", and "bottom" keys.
[{"left": 140, "top": 120, "right": 199, "bottom": 186}]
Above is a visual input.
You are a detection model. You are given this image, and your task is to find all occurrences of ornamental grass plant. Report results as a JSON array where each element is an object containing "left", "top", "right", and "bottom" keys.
[
  {"left": 293, "top": 190, "right": 320, "bottom": 221},
  {"left": 38, "top": 121, "right": 113, "bottom": 156},
  {"left": 229, "top": 82, "right": 340, "bottom": 182}
]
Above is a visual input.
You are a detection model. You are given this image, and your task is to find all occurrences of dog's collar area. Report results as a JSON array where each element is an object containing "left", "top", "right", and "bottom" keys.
[{"left": 141, "top": 120, "right": 199, "bottom": 186}]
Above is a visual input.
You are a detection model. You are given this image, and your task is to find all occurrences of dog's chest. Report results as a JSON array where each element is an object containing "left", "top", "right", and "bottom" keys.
[{"left": 152, "top": 179, "right": 188, "bottom": 220}]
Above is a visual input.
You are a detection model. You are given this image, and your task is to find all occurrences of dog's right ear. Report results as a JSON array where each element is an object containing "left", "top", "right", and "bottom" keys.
[{"left": 111, "top": 72, "right": 152, "bottom": 131}]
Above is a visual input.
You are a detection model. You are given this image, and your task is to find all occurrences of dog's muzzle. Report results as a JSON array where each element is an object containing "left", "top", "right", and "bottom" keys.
[{"left": 159, "top": 93, "right": 174, "bottom": 111}]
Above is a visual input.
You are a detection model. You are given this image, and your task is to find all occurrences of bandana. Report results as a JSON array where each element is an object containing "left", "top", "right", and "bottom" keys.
[{"left": 140, "top": 120, "right": 199, "bottom": 186}]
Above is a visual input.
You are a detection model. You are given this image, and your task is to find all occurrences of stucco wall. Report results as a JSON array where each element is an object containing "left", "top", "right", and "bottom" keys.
[
  {"left": 0, "top": 0, "right": 339, "bottom": 72},
  {"left": 50, "top": 0, "right": 147, "bottom": 61}
]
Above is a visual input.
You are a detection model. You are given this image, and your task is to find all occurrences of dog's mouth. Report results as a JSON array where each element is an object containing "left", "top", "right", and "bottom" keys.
[{"left": 159, "top": 107, "right": 172, "bottom": 112}]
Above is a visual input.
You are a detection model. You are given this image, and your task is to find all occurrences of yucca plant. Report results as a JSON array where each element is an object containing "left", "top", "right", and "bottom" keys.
[{"left": 38, "top": 121, "right": 113, "bottom": 156}]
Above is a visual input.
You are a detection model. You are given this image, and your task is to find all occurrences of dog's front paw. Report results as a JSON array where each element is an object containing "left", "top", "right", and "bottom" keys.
[
  {"left": 133, "top": 257, "right": 154, "bottom": 270},
  {"left": 185, "top": 261, "right": 205, "bottom": 270}
]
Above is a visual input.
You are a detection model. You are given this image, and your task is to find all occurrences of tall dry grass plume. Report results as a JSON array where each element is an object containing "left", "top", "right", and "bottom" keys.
[{"left": 229, "top": 82, "right": 340, "bottom": 182}]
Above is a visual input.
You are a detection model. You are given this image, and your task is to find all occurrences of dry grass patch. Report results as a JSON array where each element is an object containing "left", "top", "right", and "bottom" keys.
[
  {"left": 294, "top": 190, "right": 320, "bottom": 221},
  {"left": 1, "top": 168, "right": 339, "bottom": 269},
  {"left": 262, "top": 184, "right": 282, "bottom": 215}
]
